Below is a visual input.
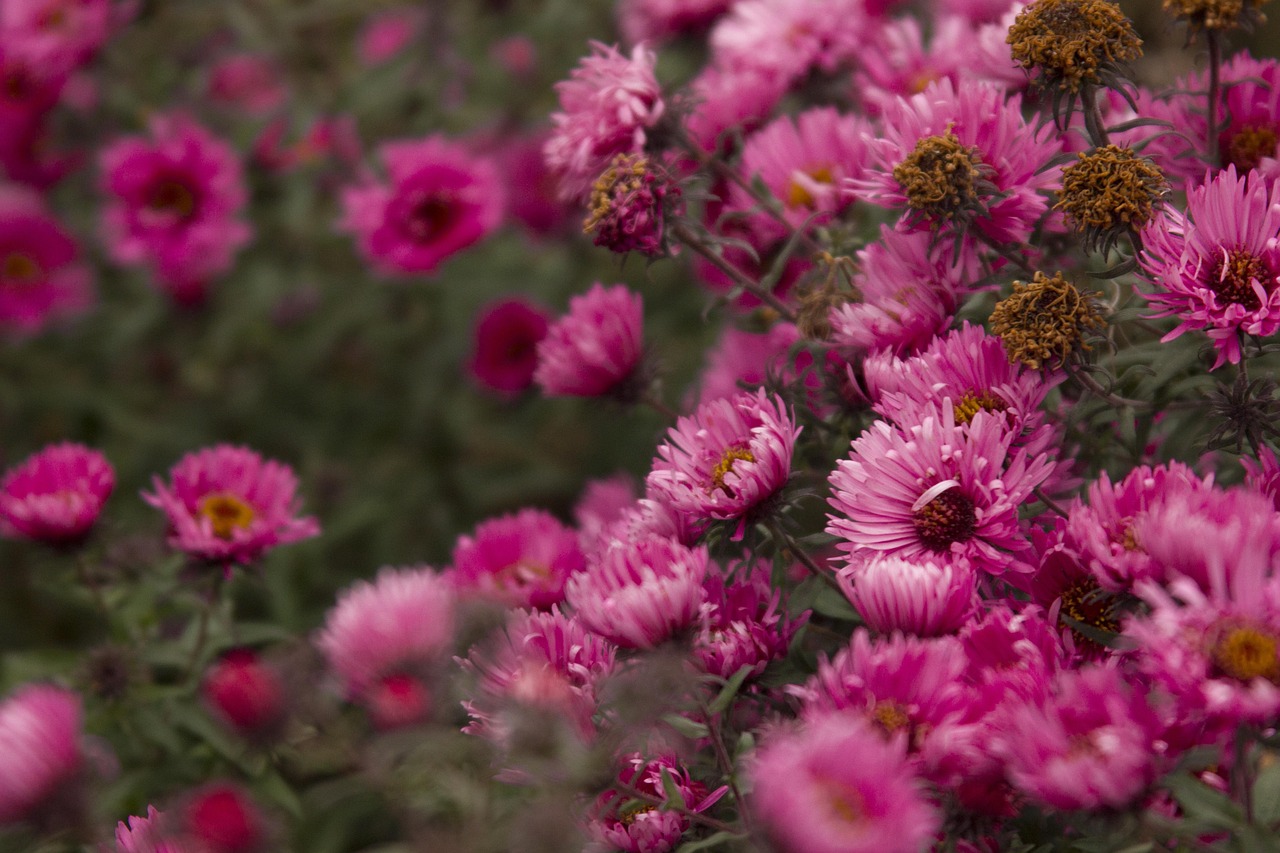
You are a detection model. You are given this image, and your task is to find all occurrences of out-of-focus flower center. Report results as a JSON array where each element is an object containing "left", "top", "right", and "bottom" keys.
[
  {"left": 786, "top": 166, "right": 834, "bottom": 210},
  {"left": 619, "top": 803, "right": 656, "bottom": 826},
  {"left": 1208, "top": 247, "right": 1271, "bottom": 311},
  {"left": 1211, "top": 623, "right": 1280, "bottom": 683},
  {"left": 147, "top": 178, "right": 198, "bottom": 221},
  {"left": 871, "top": 699, "right": 911, "bottom": 735},
  {"left": 816, "top": 778, "right": 865, "bottom": 825},
  {"left": 707, "top": 443, "right": 756, "bottom": 497},
  {"left": 953, "top": 389, "right": 1010, "bottom": 425},
  {"left": 38, "top": 5, "right": 69, "bottom": 29},
  {"left": 1, "top": 252, "right": 42, "bottom": 286},
  {"left": 1060, "top": 577, "right": 1120, "bottom": 652},
  {"left": 893, "top": 130, "right": 985, "bottom": 220},
  {"left": 495, "top": 561, "right": 552, "bottom": 590},
  {"left": 405, "top": 193, "right": 456, "bottom": 242},
  {"left": 2, "top": 66, "right": 34, "bottom": 101},
  {"left": 1222, "top": 124, "right": 1279, "bottom": 174},
  {"left": 198, "top": 493, "right": 256, "bottom": 539},
  {"left": 912, "top": 487, "right": 977, "bottom": 551}
]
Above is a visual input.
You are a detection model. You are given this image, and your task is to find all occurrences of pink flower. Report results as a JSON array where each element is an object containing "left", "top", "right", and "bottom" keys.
[
  {"left": 854, "top": 79, "right": 1062, "bottom": 247},
  {"left": 356, "top": 7, "right": 422, "bottom": 66},
  {"left": 142, "top": 445, "right": 320, "bottom": 566},
  {"left": 0, "top": 0, "right": 112, "bottom": 74},
  {"left": 178, "top": 783, "right": 267, "bottom": 853},
  {"left": 694, "top": 559, "right": 804, "bottom": 678},
  {"left": 364, "top": 673, "right": 432, "bottom": 730},
  {"left": 682, "top": 64, "right": 787, "bottom": 154},
  {"left": 838, "top": 554, "right": 976, "bottom": 637},
  {"left": 709, "top": 0, "right": 867, "bottom": 87},
  {"left": 467, "top": 297, "right": 550, "bottom": 397},
  {"left": 1243, "top": 444, "right": 1280, "bottom": 512},
  {"left": 493, "top": 131, "right": 574, "bottom": 238},
  {"left": 0, "top": 186, "right": 93, "bottom": 333},
  {"left": 573, "top": 473, "right": 639, "bottom": 548},
  {"left": 589, "top": 753, "right": 724, "bottom": 853},
  {"left": 997, "top": 665, "right": 1163, "bottom": 810},
  {"left": 618, "top": 0, "right": 733, "bottom": 44},
  {"left": 116, "top": 806, "right": 189, "bottom": 853},
  {"left": 316, "top": 566, "right": 456, "bottom": 700},
  {"left": 206, "top": 54, "right": 287, "bottom": 117},
  {"left": 202, "top": 649, "right": 286, "bottom": 739},
  {"left": 0, "top": 442, "right": 112, "bottom": 544},
  {"left": 1141, "top": 165, "right": 1280, "bottom": 368},
  {"left": 459, "top": 608, "right": 616, "bottom": 747},
  {"left": 448, "top": 508, "right": 585, "bottom": 609},
  {"left": 534, "top": 282, "right": 644, "bottom": 398},
  {"left": 749, "top": 713, "right": 940, "bottom": 853},
  {"left": 544, "top": 42, "right": 665, "bottom": 201},
  {"left": 647, "top": 388, "right": 798, "bottom": 534},
  {"left": 0, "top": 684, "right": 83, "bottom": 826},
  {"left": 566, "top": 537, "right": 708, "bottom": 648},
  {"left": 340, "top": 135, "right": 504, "bottom": 278},
  {"left": 826, "top": 407, "right": 1056, "bottom": 575},
  {"left": 99, "top": 114, "right": 251, "bottom": 303},
  {"left": 696, "top": 321, "right": 800, "bottom": 405}
]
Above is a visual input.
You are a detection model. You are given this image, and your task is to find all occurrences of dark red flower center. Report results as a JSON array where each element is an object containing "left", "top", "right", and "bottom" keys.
[
  {"left": 147, "top": 178, "right": 199, "bottom": 221},
  {"left": 405, "top": 194, "right": 456, "bottom": 243},
  {"left": 1, "top": 252, "right": 42, "bottom": 286},
  {"left": 1207, "top": 247, "right": 1272, "bottom": 311},
  {"left": 912, "top": 487, "right": 977, "bottom": 551},
  {"left": 1221, "top": 123, "right": 1279, "bottom": 174},
  {"left": 2, "top": 66, "right": 34, "bottom": 103}
]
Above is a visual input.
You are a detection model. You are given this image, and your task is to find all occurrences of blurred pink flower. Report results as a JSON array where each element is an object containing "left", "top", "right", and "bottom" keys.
[
  {"left": 0, "top": 684, "right": 83, "bottom": 826},
  {"left": 618, "top": 0, "right": 734, "bottom": 44},
  {"left": 467, "top": 297, "right": 550, "bottom": 397},
  {"left": 115, "top": 806, "right": 188, "bottom": 853},
  {"left": 364, "top": 673, "right": 432, "bottom": 730},
  {"left": 695, "top": 321, "right": 800, "bottom": 405},
  {"left": 0, "top": 442, "right": 113, "bottom": 544},
  {"left": 142, "top": 444, "right": 319, "bottom": 566},
  {"left": 647, "top": 388, "right": 798, "bottom": 535},
  {"left": 448, "top": 508, "right": 585, "bottom": 609},
  {"left": 709, "top": 0, "right": 866, "bottom": 85},
  {"left": 100, "top": 114, "right": 251, "bottom": 304},
  {"left": 544, "top": 42, "right": 664, "bottom": 201},
  {"left": 202, "top": 649, "right": 286, "bottom": 740},
  {"left": 682, "top": 64, "right": 786, "bottom": 154},
  {"left": 566, "top": 537, "right": 708, "bottom": 648},
  {"left": 356, "top": 7, "right": 422, "bottom": 66},
  {"left": 749, "top": 713, "right": 940, "bottom": 853},
  {"left": 206, "top": 54, "right": 287, "bottom": 117},
  {"left": 0, "top": 186, "right": 93, "bottom": 333},
  {"left": 316, "top": 565, "right": 455, "bottom": 700},
  {"left": 340, "top": 135, "right": 504, "bottom": 277},
  {"left": 589, "top": 753, "right": 723, "bottom": 853},
  {"left": 534, "top": 282, "right": 644, "bottom": 398},
  {"left": 838, "top": 554, "right": 976, "bottom": 637},
  {"left": 694, "top": 559, "right": 804, "bottom": 678},
  {"left": 178, "top": 783, "right": 266, "bottom": 853},
  {"left": 0, "top": 0, "right": 112, "bottom": 74}
]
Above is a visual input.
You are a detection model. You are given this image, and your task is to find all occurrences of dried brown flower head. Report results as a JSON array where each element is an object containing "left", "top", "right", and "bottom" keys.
[
  {"left": 797, "top": 253, "right": 857, "bottom": 340},
  {"left": 1007, "top": 0, "right": 1142, "bottom": 94},
  {"left": 990, "top": 271, "right": 1105, "bottom": 369},
  {"left": 892, "top": 130, "right": 995, "bottom": 226},
  {"left": 584, "top": 154, "right": 680, "bottom": 257},
  {"left": 1055, "top": 144, "right": 1167, "bottom": 254},
  {"left": 1163, "top": 0, "right": 1268, "bottom": 32}
]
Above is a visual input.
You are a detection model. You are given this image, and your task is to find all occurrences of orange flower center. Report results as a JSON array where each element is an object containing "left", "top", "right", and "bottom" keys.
[
  {"left": 707, "top": 443, "right": 756, "bottom": 497},
  {"left": 786, "top": 166, "right": 835, "bottom": 210},
  {"left": 1211, "top": 622, "right": 1280, "bottom": 683},
  {"left": 198, "top": 493, "right": 256, "bottom": 539}
]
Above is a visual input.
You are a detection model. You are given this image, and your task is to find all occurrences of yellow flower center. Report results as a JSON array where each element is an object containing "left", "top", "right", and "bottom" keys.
[
  {"left": 953, "top": 390, "right": 1010, "bottom": 425},
  {"left": 817, "top": 778, "right": 865, "bottom": 825},
  {"left": 786, "top": 166, "right": 835, "bottom": 210},
  {"left": 707, "top": 444, "right": 756, "bottom": 497},
  {"left": 871, "top": 700, "right": 911, "bottom": 735},
  {"left": 1211, "top": 623, "right": 1280, "bottom": 683},
  {"left": 197, "top": 493, "right": 256, "bottom": 539}
]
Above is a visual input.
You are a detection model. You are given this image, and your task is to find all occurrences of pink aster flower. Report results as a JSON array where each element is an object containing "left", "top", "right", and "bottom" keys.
[
  {"left": 467, "top": 297, "right": 550, "bottom": 397},
  {"left": 448, "top": 508, "right": 585, "bottom": 609},
  {"left": 588, "top": 753, "right": 724, "bottom": 853},
  {"left": 618, "top": 0, "right": 733, "bottom": 44},
  {"left": 573, "top": 473, "right": 638, "bottom": 548},
  {"left": 566, "top": 537, "right": 708, "bottom": 648},
  {"left": 681, "top": 64, "right": 787, "bottom": 154},
  {"left": 1243, "top": 444, "right": 1280, "bottom": 512},
  {"left": 647, "top": 388, "right": 798, "bottom": 535},
  {"left": 838, "top": 554, "right": 977, "bottom": 637},
  {"left": 732, "top": 107, "right": 869, "bottom": 243},
  {"left": 826, "top": 407, "right": 1056, "bottom": 575},
  {"left": 340, "top": 135, "right": 504, "bottom": 278},
  {"left": 854, "top": 79, "right": 1062, "bottom": 248},
  {"left": 0, "top": 0, "right": 113, "bottom": 74},
  {"left": 694, "top": 558, "right": 805, "bottom": 678},
  {"left": 0, "top": 684, "right": 83, "bottom": 826},
  {"left": 828, "top": 225, "right": 974, "bottom": 359},
  {"left": 493, "top": 131, "right": 574, "bottom": 239},
  {"left": 460, "top": 607, "right": 616, "bottom": 747},
  {"left": 356, "top": 7, "right": 423, "bottom": 66},
  {"left": 1140, "top": 165, "right": 1280, "bottom": 368},
  {"left": 534, "top": 282, "right": 644, "bottom": 398},
  {"left": 177, "top": 782, "right": 267, "bottom": 853},
  {"left": 708, "top": 0, "right": 866, "bottom": 88},
  {"left": 997, "top": 665, "right": 1163, "bottom": 810},
  {"left": 749, "top": 713, "right": 940, "bottom": 853},
  {"left": 205, "top": 54, "right": 287, "bottom": 117},
  {"left": 961, "top": 602, "right": 1065, "bottom": 704},
  {"left": 142, "top": 445, "right": 320, "bottom": 567},
  {"left": 202, "top": 649, "right": 286, "bottom": 740},
  {"left": 316, "top": 565, "right": 456, "bottom": 700},
  {"left": 544, "top": 42, "right": 665, "bottom": 202},
  {"left": 116, "top": 806, "right": 188, "bottom": 853},
  {"left": 695, "top": 321, "right": 800, "bottom": 405},
  {"left": 0, "top": 186, "right": 93, "bottom": 333},
  {"left": 0, "top": 442, "right": 113, "bottom": 544},
  {"left": 99, "top": 113, "right": 251, "bottom": 304},
  {"left": 582, "top": 488, "right": 705, "bottom": 558}
]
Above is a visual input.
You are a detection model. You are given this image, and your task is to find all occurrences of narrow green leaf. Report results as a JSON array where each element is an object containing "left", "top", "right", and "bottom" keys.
[{"left": 708, "top": 665, "right": 753, "bottom": 716}]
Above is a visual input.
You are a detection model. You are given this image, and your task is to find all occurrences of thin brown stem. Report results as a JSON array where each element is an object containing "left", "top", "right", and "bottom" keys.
[
  {"left": 1067, "top": 362, "right": 1153, "bottom": 410},
  {"left": 770, "top": 521, "right": 841, "bottom": 592},
  {"left": 671, "top": 223, "right": 797, "bottom": 322},
  {"left": 698, "top": 696, "right": 752, "bottom": 832},
  {"left": 1081, "top": 86, "right": 1110, "bottom": 148},
  {"left": 1034, "top": 486, "right": 1070, "bottom": 519}
]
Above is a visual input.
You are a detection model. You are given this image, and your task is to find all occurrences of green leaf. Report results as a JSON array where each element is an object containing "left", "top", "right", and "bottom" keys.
[
  {"left": 1165, "top": 773, "right": 1242, "bottom": 829},
  {"left": 658, "top": 767, "right": 687, "bottom": 811},
  {"left": 663, "top": 714, "right": 711, "bottom": 740},
  {"left": 708, "top": 665, "right": 754, "bottom": 716},
  {"left": 257, "top": 769, "right": 304, "bottom": 819},
  {"left": 1253, "top": 762, "right": 1280, "bottom": 826}
]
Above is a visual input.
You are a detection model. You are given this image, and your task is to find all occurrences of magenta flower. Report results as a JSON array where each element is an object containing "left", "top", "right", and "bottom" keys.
[
  {"left": 647, "top": 389, "right": 798, "bottom": 536},
  {"left": 838, "top": 554, "right": 976, "bottom": 637},
  {"left": 695, "top": 321, "right": 800, "bottom": 405},
  {"left": 0, "top": 442, "right": 112, "bottom": 544},
  {"left": 468, "top": 297, "right": 550, "bottom": 397},
  {"left": 0, "top": 186, "right": 93, "bottom": 334},
  {"left": 749, "top": 713, "right": 940, "bottom": 853},
  {"left": 589, "top": 753, "right": 724, "bottom": 853},
  {"left": 100, "top": 114, "right": 251, "bottom": 304},
  {"left": 205, "top": 54, "right": 287, "bottom": 117},
  {"left": 177, "top": 782, "right": 267, "bottom": 853},
  {"left": 534, "top": 282, "right": 644, "bottom": 398},
  {"left": 142, "top": 445, "right": 320, "bottom": 566},
  {"left": 340, "top": 135, "right": 503, "bottom": 278},
  {"left": 566, "top": 537, "right": 708, "bottom": 648},
  {"left": 356, "top": 7, "right": 423, "bottom": 66},
  {"left": 1243, "top": 444, "right": 1280, "bottom": 511},
  {"left": 116, "top": 806, "right": 185, "bottom": 853},
  {"left": 202, "top": 649, "right": 286, "bottom": 740},
  {"left": 544, "top": 42, "right": 665, "bottom": 201},
  {"left": 0, "top": 0, "right": 113, "bottom": 74},
  {"left": 0, "top": 684, "right": 83, "bottom": 826},
  {"left": 459, "top": 608, "right": 616, "bottom": 747},
  {"left": 694, "top": 559, "right": 805, "bottom": 678},
  {"left": 682, "top": 64, "right": 787, "bottom": 154},
  {"left": 1141, "top": 165, "right": 1280, "bottom": 367},
  {"left": 316, "top": 566, "right": 456, "bottom": 700},
  {"left": 618, "top": 0, "right": 732, "bottom": 44},
  {"left": 709, "top": 0, "right": 867, "bottom": 87},
  {"left": 448, "top": 508, "right": 585, "bottom": 609},
  {"left": 827, "top": 408, "right": 1056, "bottom": 574},
  {"left": 998, "top": 665, "right": 1162, "bottom": 810}
]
